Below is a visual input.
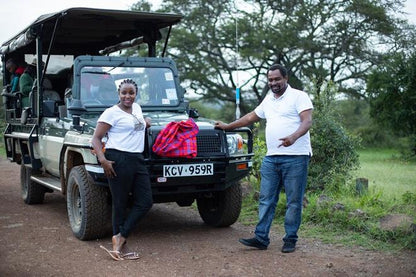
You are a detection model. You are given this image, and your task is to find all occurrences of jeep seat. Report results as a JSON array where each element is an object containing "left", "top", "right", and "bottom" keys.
[{"left": 42, "top": 78, "right": 61, "bottom": 101}]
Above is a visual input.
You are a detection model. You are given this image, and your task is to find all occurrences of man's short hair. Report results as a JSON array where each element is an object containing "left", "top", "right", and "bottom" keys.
[
  {"left": 267, "top": 64, "right": 288, "bottom": 78},
  {"left": 6, "top": 58, "right": 15, "bottom": 64},
  {"left": 5, "top": 58, "right": 16, "bottom": 70}
]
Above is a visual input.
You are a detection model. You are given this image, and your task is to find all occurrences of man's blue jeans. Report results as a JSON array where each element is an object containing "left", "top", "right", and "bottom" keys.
[{"left": 254, "top": 155, "right": 310, "bottom": 246}]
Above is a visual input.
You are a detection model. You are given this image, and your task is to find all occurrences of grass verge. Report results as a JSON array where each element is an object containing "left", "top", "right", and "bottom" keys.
[{"left": 239, "top": 148, "right": 416, "bottom": 251}]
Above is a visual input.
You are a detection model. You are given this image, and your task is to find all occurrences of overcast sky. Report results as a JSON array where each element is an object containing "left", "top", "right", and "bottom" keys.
[
  {"left": 0, "top": 0, "right": 415, "bottom": 45},
  {"left": 0, "top": 0, "right": 140, "bottom": 44}
]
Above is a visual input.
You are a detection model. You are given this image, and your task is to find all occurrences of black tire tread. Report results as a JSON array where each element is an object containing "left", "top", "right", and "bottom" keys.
[
  {"left": 67, "top": 165, "right": 110, "bottom": 240},
  {"left": 197, "top": 183, "right": 242, "bottom": 227},
  {"left": 21, "top": 165, "right": 45, "bottom": 205}
]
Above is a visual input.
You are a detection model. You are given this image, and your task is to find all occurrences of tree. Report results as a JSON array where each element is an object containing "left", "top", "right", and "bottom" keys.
[
  {"left": 367, "top": 51, "right": 416, "bottom": 155},
  {"left": 139, "top": 0, "right": 410, "bottom": 116}
]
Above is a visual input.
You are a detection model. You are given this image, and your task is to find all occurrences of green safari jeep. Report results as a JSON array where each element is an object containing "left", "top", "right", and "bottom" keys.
[{"left": 1, "top": 8, "right": 253, "bottom": 240}]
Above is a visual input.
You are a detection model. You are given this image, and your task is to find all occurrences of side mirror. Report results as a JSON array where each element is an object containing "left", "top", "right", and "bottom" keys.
[
  {"left": 67, "top": 99, "right": 86, "bottom": 132},
  {"left": 188, "top": 108, "right": 199, "bottom": 119},
  {"left": 67, "top": 99, "right": 87, "bottom": 116}
]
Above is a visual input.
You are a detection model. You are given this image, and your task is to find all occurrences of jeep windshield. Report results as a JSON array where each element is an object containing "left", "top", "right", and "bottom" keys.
[{"left": 80, "top": 66, "right": 179, "bottom": 108}]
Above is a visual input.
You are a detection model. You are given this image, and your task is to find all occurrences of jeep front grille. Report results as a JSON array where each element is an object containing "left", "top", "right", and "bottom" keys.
[
  {"left": 150, "top": 129, "right": 224, "bottom": 158},
  {"left": 196, "top": 134, "right": 222, "bottom": 154}
]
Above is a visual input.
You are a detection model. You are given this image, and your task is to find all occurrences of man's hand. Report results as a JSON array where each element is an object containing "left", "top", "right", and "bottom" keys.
[
  {"left": 214, "top": 121, "right": 228, "bottom": 130},
  {"left": 279, "top": 109, "right": 312, "bottom": 147},
  {"left": 278, "top": 135, "right": 296, "bottom": 147},
  {"left": 214, "top": 111, "right": 260, "bottom": 131}
]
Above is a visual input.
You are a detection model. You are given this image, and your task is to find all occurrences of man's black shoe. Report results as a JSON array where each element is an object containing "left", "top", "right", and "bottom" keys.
[
  {"left": 281, "top": 241, "right": 296, "bottom": 253},
  {"left": 238, "top": 237, "right": 267, "bottom": 250}
]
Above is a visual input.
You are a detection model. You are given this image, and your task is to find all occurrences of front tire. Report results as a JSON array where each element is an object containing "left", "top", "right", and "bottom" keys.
[
  {"left": 20, "top": 164, "right": 45, "bottom": 204},
  {"left": 197, "top": 183, "right": 242, "bottom": 227},
  {"left": 67, "top": 165, "right": 111, "bottom": 240}
]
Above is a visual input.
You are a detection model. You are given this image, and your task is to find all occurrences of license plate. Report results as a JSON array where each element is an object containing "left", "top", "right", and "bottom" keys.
[{"left": 163, "top": 163, "right": 214, "bottom": 177}]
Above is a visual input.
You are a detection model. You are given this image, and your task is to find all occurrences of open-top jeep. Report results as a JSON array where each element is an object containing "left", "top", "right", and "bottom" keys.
[{"left": 1, "top": 8, "right": 253, "bottom": 240}]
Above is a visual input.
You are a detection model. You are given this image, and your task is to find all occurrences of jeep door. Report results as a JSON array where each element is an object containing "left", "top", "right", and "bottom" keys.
[{"left": 38, "top": 118, "right": 69, "bottom": 177}]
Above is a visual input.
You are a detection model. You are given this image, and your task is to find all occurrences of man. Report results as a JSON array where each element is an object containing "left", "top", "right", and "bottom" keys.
[
  {"left": 215, "top": 64, "right": 313, "bottom": 253},
  {"left": 5, "top": 58, "right": 25, "bottom": 92},
  {"left": 19, "top": 58, "right": 37, "bottom": 107}
]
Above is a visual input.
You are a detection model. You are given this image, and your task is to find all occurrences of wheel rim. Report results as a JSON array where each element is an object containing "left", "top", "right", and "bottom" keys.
[{"left": 70, "top": 183, "right": 82, "bottom": 229}]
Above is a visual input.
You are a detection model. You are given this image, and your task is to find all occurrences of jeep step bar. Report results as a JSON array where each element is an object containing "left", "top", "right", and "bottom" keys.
[
  {"left": 30, "top": 175, "right": 62, "bottom": 192},
  {"left": 4, "top": 123, "right": 42, "bottom": 170}
]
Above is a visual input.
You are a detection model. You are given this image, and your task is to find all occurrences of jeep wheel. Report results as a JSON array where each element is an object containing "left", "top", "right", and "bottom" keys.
[
  {"left": 67, "top": 165, "right": 111, "bottom": 240},
  {"left": 20, "top": 164, "right": 45, "bottom": 204},
  {"left": 196, "top": 183, "right": 242, "bottom": 227}
]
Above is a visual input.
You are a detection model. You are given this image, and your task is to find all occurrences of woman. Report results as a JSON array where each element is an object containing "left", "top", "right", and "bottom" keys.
[{"left": 91, "top": 79, "right": 152, "bottom": 261}]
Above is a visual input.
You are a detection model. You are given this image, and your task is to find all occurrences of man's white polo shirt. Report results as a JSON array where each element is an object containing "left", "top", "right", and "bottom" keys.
[{"left": 254, "top": 85, "right": 313, "bottom": 156}]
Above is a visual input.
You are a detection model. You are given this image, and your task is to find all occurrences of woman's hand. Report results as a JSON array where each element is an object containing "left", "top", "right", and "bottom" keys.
[
  {"left": 100, "top": 158, "right": 116, "bottom": 178},
  {"left": 145, "top": 117, "right": 151, "bottom": 128}
]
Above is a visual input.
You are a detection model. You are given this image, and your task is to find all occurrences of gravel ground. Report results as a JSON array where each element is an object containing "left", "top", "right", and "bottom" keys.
[{"left": 0, "top": 157, "right": 415, "bottom": 276}]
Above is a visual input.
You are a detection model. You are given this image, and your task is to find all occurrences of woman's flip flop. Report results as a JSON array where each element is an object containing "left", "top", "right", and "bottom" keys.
[
  {"left": 121, "top": 251, "right": 140, "bottom": 260},
  {"left": 100, "top": 245, "right": 124, "bottom": 261}
]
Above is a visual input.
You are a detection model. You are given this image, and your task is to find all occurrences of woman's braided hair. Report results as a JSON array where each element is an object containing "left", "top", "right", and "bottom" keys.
[{"left": 118, "top": 79, "right": 138, "bottom": 93}]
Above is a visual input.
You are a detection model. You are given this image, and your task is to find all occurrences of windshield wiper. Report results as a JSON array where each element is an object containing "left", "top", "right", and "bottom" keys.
[{"left": 106, "top": 61, "right": 125, "bottom": 73}]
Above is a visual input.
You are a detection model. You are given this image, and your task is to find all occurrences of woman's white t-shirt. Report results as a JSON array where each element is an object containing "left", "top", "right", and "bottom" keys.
[
  {"left": 98, "top": 103, "right": 146, "bottom": 153},
  {"left": 254, "top": 85, "right": 313, "bottom": 156}
]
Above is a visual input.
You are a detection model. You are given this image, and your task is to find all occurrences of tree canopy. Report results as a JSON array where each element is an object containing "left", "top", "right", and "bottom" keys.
[
  {"left": 367, "top": 51, "right": 416, "bottom": 154},
  {"left": 129, "top": 0, "right": 413, "bottom": 117}
]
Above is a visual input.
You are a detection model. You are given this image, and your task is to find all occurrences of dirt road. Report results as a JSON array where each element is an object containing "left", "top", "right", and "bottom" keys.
[{"left": 0, "top": 157, "right": 415, "bottom": 276}]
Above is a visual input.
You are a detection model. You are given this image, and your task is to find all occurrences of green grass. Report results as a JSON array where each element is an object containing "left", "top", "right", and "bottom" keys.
[
  {"left": 354, "top": 148, "right": 416, "bottom": 199},
  {"left": 0, "top": 138, "right": 4, "bottom": 157}
]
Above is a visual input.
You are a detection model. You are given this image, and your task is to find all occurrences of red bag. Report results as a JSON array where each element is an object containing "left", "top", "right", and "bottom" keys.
[{"left": 152, "top": 118, "right": 199, "bottom": 158}]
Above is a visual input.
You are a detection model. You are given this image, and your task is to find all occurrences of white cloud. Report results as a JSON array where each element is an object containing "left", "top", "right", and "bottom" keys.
[
  {"left": 0, "top": 0, "right": 138, "bottom": 44},
  {"left": 404, "top": 0, "right": 416, "bottom": 23}
]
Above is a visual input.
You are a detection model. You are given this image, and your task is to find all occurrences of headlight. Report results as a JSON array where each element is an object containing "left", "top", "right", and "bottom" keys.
[{"left": 226, "top": 133, "right": 244, "bottom": 155}]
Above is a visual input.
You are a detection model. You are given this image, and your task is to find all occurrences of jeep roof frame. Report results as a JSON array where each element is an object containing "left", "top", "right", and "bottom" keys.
[{"left": 0, "top": 7, "right": 183, "bottom": 57}]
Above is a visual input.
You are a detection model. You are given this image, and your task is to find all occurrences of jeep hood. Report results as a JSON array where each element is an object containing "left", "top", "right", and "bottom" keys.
[{"left": 82, "top": 111, "right": 215, "bottom": 129}]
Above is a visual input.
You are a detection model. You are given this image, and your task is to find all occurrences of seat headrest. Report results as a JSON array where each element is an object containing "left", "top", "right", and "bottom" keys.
[{"left": 42, "top": 78, "right": 53, "bottom": 90}]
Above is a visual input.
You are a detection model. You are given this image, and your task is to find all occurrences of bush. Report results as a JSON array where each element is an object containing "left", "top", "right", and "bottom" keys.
[
  {"left": 333, "top": 99, "right": 399, "bottom": 148},
  {"left": 398, "top": 135, "right": 416, "bottom": 161},
  {"left": 309, "top": 114, "right": 360, "bottom": 191},
  {"left": 308, "top": 81, "right": 360, "bottom": 191},
  {"left": 250, "top": 122, "right": 266, "bottom": 184}
]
